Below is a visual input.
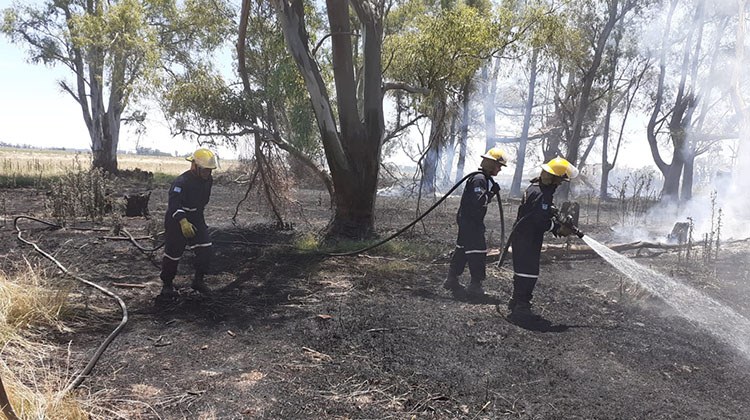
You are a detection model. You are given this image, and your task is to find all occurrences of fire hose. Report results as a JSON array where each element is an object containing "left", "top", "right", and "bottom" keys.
[
  {"left": 8, "top": 171, "right": 506, "bottom": 410},
  {"left": 327, "top": 171, "right": 505, "bottom": 257},
  {"left": 13, "top": 216, "right": 129, "bottom": 400}
]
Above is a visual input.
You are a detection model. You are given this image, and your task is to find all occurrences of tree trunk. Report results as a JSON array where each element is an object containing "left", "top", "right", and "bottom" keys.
[
  {"left": 560, "top": 0, "right": 626, "bottom": 200},
  {"left": 274, "top": 0, "right": 384, "bottom": 239},
  {"left": 662, "top": 150, "right": 684, "bottom": 200},
  {"left": 482, "top": 60, "right": 497, "bottom": 152},
  {"left": 455, "top": 85, "right": 471, "bottom": 184},
  {"left": 647, "top": 0, "right": 678, "bottom": 190},
  {"left": 600, "top": 39, "right": 617, "bottom": 200},
  {"left": 421, "top": 98, "right": 448, "bottom": 196},
  {"left": 87, "top": 37, "right": 121, "bottom": 173},
  {"left": 91, "top": 125, "right": 119, "bottom": 173},
  {"left": 600, "top": 94, "right": 613, "bottom": 200},
  {"left": 442, "top": 115, "right": 457, "bottom": 187},
  {"left": 327, "top": 163, "right": 379, "bottom": 238},
  {"left": 681, "top": 152, "right": 695, "bottom": 201},
  {"left": 510, "top": 48, "right": 538, "bottom": 198}
]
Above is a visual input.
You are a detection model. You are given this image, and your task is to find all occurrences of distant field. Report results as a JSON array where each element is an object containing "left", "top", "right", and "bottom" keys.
[{"left": 0, "top": 148, "right": 239, "bottom": 185}]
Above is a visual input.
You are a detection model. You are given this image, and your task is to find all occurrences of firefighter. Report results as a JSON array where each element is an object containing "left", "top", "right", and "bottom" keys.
[
  {"left": 443, "top": 148, "right": 508, "bottom": 297},
  {"left": 158, "top": 148, "right": 217, "bottom": 300},
  {"left": 507, "top": 157, "right": 578, "bottom": 325}
]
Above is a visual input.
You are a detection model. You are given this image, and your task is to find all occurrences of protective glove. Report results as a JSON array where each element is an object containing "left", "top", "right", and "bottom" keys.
[
  {"left": 179, "top": 218, "right": 196, "bottom": 239},
  {"left": 490, "top": 182, "right": 501, "bottom": 197},
  {"left": 555, "top": 223, "right": 574, "bottom": 237}
]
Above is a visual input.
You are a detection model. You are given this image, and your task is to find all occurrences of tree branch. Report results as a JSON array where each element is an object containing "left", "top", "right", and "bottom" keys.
[{"left": 382, "top": 82, "right": 429, "bottom": 95}]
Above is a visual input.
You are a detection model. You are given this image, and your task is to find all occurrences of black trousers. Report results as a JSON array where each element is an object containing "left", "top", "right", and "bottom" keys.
[
  {"left": 510, "top": 230, "right": 543, "bottom": 304},
  {"left": 160, "top": 221, "right": 212, "bottom": 284},
  {"left": 448, "top": 222, "right": 487, "bottom": 284}
]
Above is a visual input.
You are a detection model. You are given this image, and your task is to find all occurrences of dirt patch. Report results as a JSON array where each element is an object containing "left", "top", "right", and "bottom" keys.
[{"left": 2, "top": 183, "right": 750, "bottom": 419}]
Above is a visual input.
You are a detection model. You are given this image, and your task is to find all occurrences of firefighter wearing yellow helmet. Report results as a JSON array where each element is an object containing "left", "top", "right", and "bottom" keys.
[
  {"left": 507, "top": 157, "right": 578, "bottom": 328},
  {"left": 443, "top": 148, "right": 508, "bottom": 298},
  {"left": 158, "top": 148, "right": 218, "bottom": 301}
]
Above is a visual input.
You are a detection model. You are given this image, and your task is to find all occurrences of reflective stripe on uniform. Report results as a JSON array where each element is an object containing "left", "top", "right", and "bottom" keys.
[
  {"left": 182, "top": 207, "right": 197, "bottom": 212},
  {"left": 172, "top": 209, "right": 186, "bottom": 218},
  {"left": 547, "top": 220, "right": 555, "bottom": 232},
  {"left": 163, "top": 253, "right": 181, "bottom": 261},
  {"left": 514, "top": 272, "right": 539, "bottom": 278},
  {"left": 455, "top": 244, "right": 465, "bottom": 249},
  {"left": 186, "top": 242, "right": 212, "bottom": 250},
  {"left": 465, "top": 249, "right": 487, "bottom": 254}
]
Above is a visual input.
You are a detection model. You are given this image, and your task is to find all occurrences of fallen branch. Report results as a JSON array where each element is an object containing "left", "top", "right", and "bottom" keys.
[
  {"left": 366, "top": 326, "right": 419, "bottom": 333},
  {"left": 101, "top": 235, "right": 153, "bottom": 241},
  {"left": 112, "top": 283, "right": 146, "bottom": 289},
  {"left": 476, "top": 237, "right": 750, "bottom": 262}
]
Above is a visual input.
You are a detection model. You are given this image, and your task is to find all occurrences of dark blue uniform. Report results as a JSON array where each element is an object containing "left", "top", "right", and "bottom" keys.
[
  {"left": 509, "top": 180, "right": 558, "bottom": 308},
  {"left": 447, "top": 170, "right": 498, "bottom": 287},
  {"left": 160, "top": 170, "right": 213, "bottom": 285}
]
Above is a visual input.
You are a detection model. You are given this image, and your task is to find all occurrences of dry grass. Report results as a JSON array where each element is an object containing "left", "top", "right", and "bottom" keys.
[
  {"left": 0, "top": 267, "right": 71, "bottom": 343},
  {"left": 0, "top": 148, "right": 239, "bottom": 184},
  {"left": 0, "top": 266, "right": 112, "bottom": 419}
]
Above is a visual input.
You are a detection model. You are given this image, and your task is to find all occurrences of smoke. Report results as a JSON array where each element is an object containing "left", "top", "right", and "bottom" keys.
[{"left": 610, "top": 179, "right": 750, "bottom": 244}]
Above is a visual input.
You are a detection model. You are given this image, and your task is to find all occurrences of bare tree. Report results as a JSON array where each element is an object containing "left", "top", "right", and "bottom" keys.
[{"left": 559, "top": 0, "right": 638, "bottom": 199}]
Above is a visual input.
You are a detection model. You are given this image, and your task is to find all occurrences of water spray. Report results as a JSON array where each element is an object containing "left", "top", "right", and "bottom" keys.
[{"left": 583, "top": 234, "right": 750, "bottom": 360}]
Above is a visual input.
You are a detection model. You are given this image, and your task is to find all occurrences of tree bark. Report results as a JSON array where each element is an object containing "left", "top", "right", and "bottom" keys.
[
  {"left": 482, "top": 60, "right": 498, "bottom": 152},
  {"left": 421, "top": 97, "right": 448, "bottom": 196},
  {"left": 455, "top": 84, "right": 471, "bottom": 184},
  {"left": 442, "top": 115, "right": 457, "bottom": 186},
  {"left": 510, "top": 48, "right": 538, "bottom": 198},
  {"left": 274, "top": 0, "right": 384, "bottom": 239}
]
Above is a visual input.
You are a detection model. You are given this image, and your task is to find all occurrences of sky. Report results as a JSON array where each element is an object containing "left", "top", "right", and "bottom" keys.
[{"left": 0, "top": 32, "right": 218, "bottom": 158}]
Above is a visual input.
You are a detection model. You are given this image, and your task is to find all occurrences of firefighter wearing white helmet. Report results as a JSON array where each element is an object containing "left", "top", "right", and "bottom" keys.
[
  {"left": 158, "top": 148, "right": 217, "bottom": 301},
  {"left": 507, "top": 157, "right": 578, "bottom": 328},
  {"left": 443, "top": 148, "right": 508, "bottom": 298}
]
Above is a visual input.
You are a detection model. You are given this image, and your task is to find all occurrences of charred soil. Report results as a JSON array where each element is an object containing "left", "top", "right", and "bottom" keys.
[{"left": 1, "top": 183, "right": 750, "bottom": 419}]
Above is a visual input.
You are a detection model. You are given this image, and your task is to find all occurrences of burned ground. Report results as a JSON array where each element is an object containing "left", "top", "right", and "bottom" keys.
[{"left": 1, "top": 182, "right": 750, "bottom": 419}]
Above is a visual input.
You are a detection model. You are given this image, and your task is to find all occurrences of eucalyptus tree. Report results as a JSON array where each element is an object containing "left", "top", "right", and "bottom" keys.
[
  {"left": 506, "top": 1, "right": 569, "bottom": 197},
  {"left": 553, "top": 0, "right": 639, "bottom": 199},
  {"left": 271, "top": 0, "right": 414, "bottom": 238},
  {"left": 2, "top": 0, "right": 232, "bottom": 173},
  {"left": 385, "top": 2, "right": 512, "bottom": 196},
  {"left": 645, "top": 0, "right": 731, "bottom": 201},
  {"left": 597, "top": 15, "right": 648, "bottom": 200},
  {"left": 165, "top": 0, "right": 332, "bottom": 221}
]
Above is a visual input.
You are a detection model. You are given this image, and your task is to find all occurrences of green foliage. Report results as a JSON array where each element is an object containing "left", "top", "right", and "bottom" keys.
[
  {"left": 2, "top": 0, "right": 233, "bottom": 168},
  {"left": 163, "top": 0, "right": 323, "bottom": 158},
  {"left": 164, "top": 67, "right": 253, "bottom": 140},
  {"left": 385, "top": 4, "right": 508, "bottom": 96}
]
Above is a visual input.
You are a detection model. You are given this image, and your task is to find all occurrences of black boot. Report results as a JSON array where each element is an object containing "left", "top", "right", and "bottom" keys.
[
  {"left": 443, "top": 274, "right": 463, "bottom": 291},
  {"left": 466, "top": 280, "right": 484, "bottom": 297},
  {"left": 191, "top": 272, "right": 211, "bottom": 295},
  {"left": 508, "top": 276, "right": 536, "bottom": 311},
  {"left": 157, "top": 277, "right": 179, "bottom": 302},
  {"left": 507, "top": 301, "right": 550, "bottom": 330}
]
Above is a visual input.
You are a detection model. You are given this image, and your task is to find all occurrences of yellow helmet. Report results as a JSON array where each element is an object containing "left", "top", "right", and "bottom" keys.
[
  {"left": 481, "top": 148, "right": 508, "bottom": 166},
  {"left": 541, "top": 157, "right": 578, "bottom": 180},
  {"left": 186, "top": 148, "right": 218, "bottom": 169}
]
